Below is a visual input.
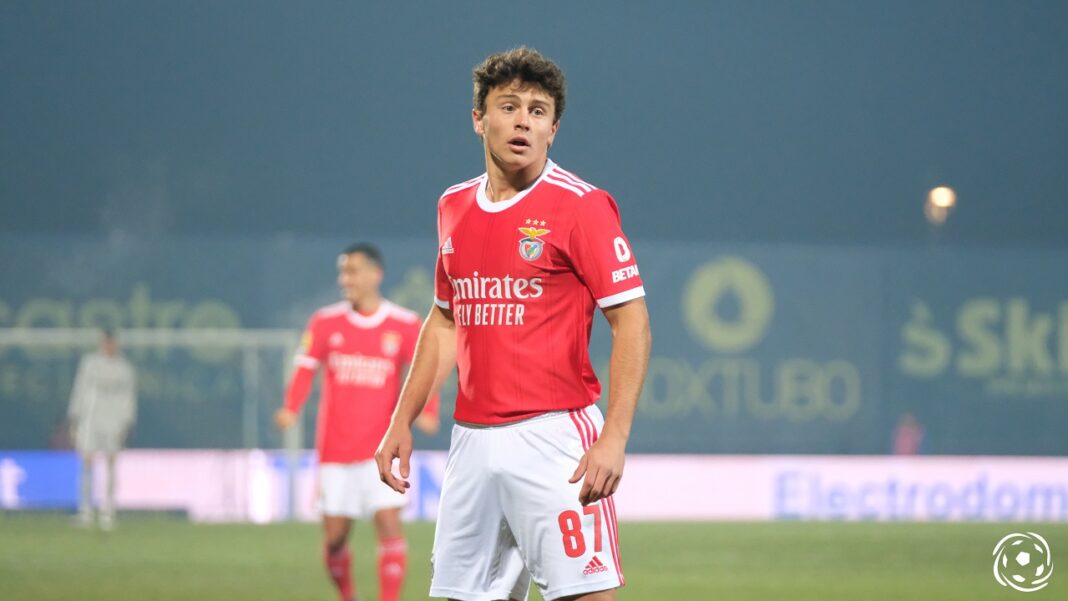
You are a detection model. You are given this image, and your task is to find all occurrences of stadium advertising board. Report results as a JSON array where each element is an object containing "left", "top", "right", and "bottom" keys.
[
  {"left": 2, "top": 451, "right": 1065, "bottom": 523},
  {"left": 886, "top": 249, "right": 1068, "bottom": 454},
  {"left": 1, "top": 236, "right": 1066, "bottom": 455}
]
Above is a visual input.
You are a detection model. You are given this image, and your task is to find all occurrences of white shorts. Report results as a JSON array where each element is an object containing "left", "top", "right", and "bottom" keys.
[
  {"left": 74, "top": 427, "right": 123, "bottom": 455},
  {"left": 319, "top": 459, "right": 407, "bottom": 519},
  {"left": 429, "top": 405, "right": 624, "bottom": 601}
]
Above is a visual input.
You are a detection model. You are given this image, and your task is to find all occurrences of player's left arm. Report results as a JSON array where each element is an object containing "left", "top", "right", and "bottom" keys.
[
  {"left": 122, "top": 361, "right": 137, "bottom": 443},
  {"left": 564, "top": 189, "right": 652, "bottom": 505},
  {"left": 570, "top": 297, "right": 651, "bottom": 505},
  {"left": 275, "top": 318, "right": 325, "bottom": 431},
  {"left": 400, "top": 319, "right": 443, "bottom": 436}
]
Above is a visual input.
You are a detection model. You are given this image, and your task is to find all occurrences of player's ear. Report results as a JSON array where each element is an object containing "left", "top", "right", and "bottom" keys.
[
  {"left": 547, "top": 119, "right": 560, "bottom": 148},
  {"left": 472, "top": 108, "right": 485, "bottom": 137}
]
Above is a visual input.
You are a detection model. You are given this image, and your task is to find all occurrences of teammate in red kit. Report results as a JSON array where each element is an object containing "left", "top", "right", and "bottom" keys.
[
  {"left": 376, "top": 48, "right": 651, "bottom": 601},
  {"left": 276, "top": 243, "right": 440, "bottom": 601}
]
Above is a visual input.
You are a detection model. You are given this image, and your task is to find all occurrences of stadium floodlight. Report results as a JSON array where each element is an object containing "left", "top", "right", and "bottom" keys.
[{"left": 928, "top": 186, "right": 957, "bottom": 209}]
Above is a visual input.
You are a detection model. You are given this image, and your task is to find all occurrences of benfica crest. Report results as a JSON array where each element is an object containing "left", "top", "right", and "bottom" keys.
[
  {"left": 381, "top": 332, "right": 402, "bottom": 357},
  {"left": 518, "top": 226, "right": 551, "bottom": 261}
]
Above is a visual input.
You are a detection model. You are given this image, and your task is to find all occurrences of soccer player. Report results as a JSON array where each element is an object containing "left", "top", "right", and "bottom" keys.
[
  {"left": 376, "top": 48, "right": 651, "bottom": 601},
  {"left": 275, "top": 243, "right": 440, "bottom": 601},
  {"left": 68, "top": 328, "right": 137, "bottom": 531}
]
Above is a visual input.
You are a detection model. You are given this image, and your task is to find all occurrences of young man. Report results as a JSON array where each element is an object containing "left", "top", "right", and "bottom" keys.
[
  {"left": 376, "top": 48, "right": 651, "bottom": 601},
  {"left": 276, "top": 243, "right": 440, "bottom": 601},
  {"left": 68, "top": 328, "right": 137, "bottom": 531}
]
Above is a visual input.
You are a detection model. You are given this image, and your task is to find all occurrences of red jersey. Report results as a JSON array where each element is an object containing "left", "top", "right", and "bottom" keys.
[
  {"left": 284, "top": 300, "right": 437, "bottom": 463},
  {"left": 434, "top": 160, "right": 645, "bottom": 425}
]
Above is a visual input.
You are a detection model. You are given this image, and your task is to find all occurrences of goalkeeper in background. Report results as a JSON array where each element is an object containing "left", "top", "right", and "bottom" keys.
[
  {"left": 68, "top": 328, "right": 137, "bottom": 531},
  {"left": 275, "top": 243, "right": 441, "bottom": 601}
]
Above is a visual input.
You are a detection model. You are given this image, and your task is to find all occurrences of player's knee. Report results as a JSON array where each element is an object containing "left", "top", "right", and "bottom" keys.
[
  {"left": 323, "top": 527, "right": 350, "bottom": 553},
  {"left": 324, "top": 535, "right": 348, "bottom": 555}
]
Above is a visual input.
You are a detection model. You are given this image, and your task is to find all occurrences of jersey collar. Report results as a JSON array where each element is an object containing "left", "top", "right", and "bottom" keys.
[
  {"left": 344, "top": 300, "right": 391, "bottom": 329},
  {"left": 475, "top": 159, "right": 554, "bottom": 213}
]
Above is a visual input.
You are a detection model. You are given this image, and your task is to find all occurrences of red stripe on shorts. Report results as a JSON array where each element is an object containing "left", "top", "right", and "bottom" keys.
[
  {"left": 606, "top": 495, "right": 624, "bottom": 585},
  {"left": 576, "top": 407, "right": 624, "bottom": 585},
  {"left": 568, "top": 409, "right": 591, "bottom": 451}
]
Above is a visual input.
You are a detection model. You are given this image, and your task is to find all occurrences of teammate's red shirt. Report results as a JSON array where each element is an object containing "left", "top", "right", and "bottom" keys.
[
  {"left": 434, "top": 160, "right": 645, "bottom": 425},
  {"left": 284, "top": 300, "right": 437, "bottom": 463}
]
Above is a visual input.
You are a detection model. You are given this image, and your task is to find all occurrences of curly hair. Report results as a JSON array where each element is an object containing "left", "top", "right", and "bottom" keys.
[{"left": 472, "top": 47, "right": 566, "bottom": 123}]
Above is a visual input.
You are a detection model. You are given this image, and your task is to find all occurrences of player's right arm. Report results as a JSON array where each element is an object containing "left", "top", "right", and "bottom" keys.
[
  {"left": 67, "top": 355, "right": 91, "bottom": 425},
  {"left": 275, "top": 319, "right": 325, "bottom": 431},
  {"left": 375, "top": 304, "right": 455, "bottom": 493}
]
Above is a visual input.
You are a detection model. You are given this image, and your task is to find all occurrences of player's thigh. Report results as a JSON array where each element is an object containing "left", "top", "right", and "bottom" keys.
[
  {"left": 501, "top": 408, "right": 623, "bottom": 600},
  {"left": 322, "top": 514, "right": 353, "bottom": 549},
  {"left": 430, "top": 425, "right": 530, "bottom": 601}
]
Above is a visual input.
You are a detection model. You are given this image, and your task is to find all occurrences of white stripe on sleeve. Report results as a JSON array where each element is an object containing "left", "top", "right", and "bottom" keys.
[
  {"left": 293, "top": 355, "right": 320, "bottom": 369},
  {"left": 596, "top": 286, "right": 646, "bottom": 308}
]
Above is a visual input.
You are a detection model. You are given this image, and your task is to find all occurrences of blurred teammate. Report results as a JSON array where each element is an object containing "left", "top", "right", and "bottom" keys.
[
  {"left": 376, "top": 48, "right": 651, "bottom": 601},
  {"left": 893, "top": 412, "right": 924, "bottom": 455},
  {"left": 275, "top": 243, "right": 440, "bottom": 601},
  {"left": 68, "top": 328, "right": 137, "bottom": 531}
]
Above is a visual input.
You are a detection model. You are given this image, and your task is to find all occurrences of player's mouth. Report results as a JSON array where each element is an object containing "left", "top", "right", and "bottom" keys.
[{"left": 506, "top": 136, "right": 531, "bottom": 152}]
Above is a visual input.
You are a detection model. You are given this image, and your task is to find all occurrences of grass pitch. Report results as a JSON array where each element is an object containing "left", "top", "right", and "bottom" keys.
[{"left": 1, "top": 514, "right": 1066, "bottom": 600}]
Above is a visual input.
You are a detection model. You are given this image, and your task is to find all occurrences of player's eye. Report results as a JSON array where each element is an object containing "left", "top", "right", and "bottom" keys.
[
  {"left": 501, "top": 104, "right": 515, "bottom": 112},
  {"left": 532, "top": 107, "right": 546, "bottom": 117}
]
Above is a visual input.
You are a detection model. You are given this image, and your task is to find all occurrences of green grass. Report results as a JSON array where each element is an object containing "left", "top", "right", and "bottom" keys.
[{"left": 1, "top": 514, "right": 1066, "bottom": 600}]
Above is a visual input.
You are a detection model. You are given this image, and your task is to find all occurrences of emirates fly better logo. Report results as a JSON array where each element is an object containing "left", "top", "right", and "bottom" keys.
[{"left": 993, "top": 532, "right": 1053, "bottom": 592}]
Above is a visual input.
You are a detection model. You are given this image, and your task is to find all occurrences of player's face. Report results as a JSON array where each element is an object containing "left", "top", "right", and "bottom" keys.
[
  {"left": 336, "top": 252, "right": 383, "bottom": 305},
  {"left": 473, "top": 80, "right": 559, "bottom": 174}
]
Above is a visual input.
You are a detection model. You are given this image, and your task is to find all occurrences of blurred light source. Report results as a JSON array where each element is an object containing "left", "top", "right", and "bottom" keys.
[{"left": 928, "top": 186, "right": 957, "bottom": 209}]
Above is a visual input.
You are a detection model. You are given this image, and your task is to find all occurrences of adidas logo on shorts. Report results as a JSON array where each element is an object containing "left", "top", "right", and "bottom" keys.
[{"left": 582, "top": 555, "right": 608, "bottom": 575}]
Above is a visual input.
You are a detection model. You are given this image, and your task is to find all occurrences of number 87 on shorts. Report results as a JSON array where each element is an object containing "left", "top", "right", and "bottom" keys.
[{"left": 559, "top": 503, "right": 622, "bottom": 580}]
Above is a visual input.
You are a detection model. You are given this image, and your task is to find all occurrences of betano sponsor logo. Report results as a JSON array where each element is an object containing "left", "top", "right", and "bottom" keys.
[{"left": 612, "top": 265, "right": 640, "bottom": 283}]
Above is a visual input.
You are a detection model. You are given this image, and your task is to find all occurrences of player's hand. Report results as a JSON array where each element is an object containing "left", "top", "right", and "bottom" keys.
[
  {"left": 274, "top": 408, "right": 298, "bottom": 431},
  {"left": 375, "top": 423, "right": 413, "bottom": 494},
  {"left": 569, "top": 433, "right": 626, "bottom": 506},
  {"left": 414, "top": 413, "right": 440, "bottom": 436}
]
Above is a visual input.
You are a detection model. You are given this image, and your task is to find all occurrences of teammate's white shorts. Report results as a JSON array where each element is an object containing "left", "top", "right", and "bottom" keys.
[
  {"left": 319, "top": 459, "right": 407, "bottom": 519},
  {"left": 429, "top": 405, "right": 624, "bottom": 601},
  {"left": 74, "top": 427, "right": 123, "bottom": 455}
]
